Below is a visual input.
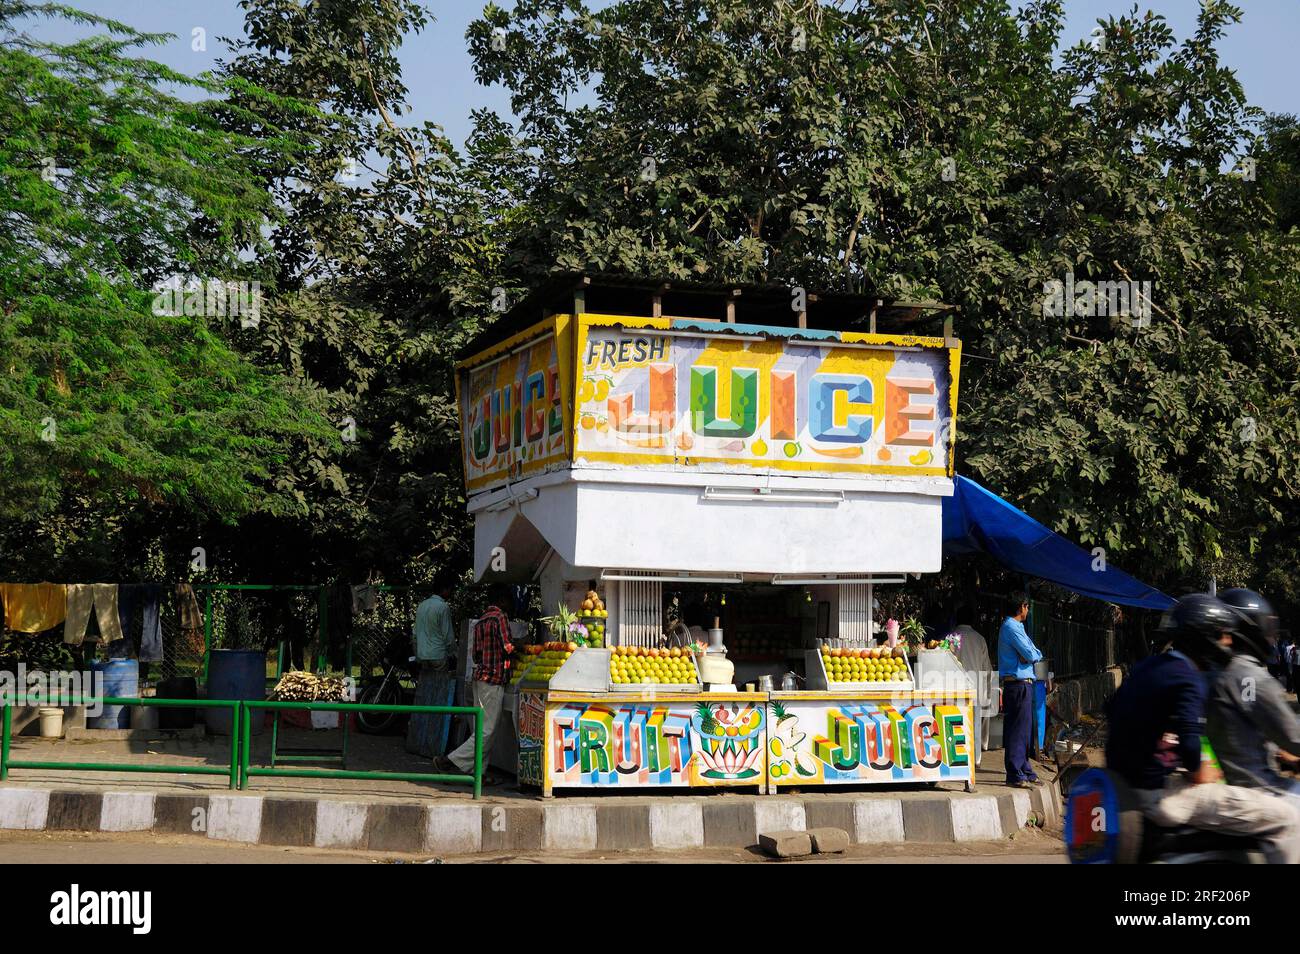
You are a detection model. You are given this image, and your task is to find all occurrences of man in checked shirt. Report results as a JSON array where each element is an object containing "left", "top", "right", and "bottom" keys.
[{"left": 435, "top": 587, "right": 513, "bottom": 785}]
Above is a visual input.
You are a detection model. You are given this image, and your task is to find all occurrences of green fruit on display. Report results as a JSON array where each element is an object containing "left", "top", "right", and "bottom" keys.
[{"left": 514, "top": 642, "right": 575, "bottom": 685}]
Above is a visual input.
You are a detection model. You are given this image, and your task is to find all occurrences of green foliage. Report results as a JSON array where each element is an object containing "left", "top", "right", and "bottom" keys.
[
  {"left": 0, "top": 2, "right": 337, "bottom": 531},
  {"left": 465, "top": 0, "right": 1300, "bottom": 601},
  {"left": 5, "top": 0, "right": 1299, "bottom": 618},
  {"left": 0, "top": 629, "right": 72, "bottom": 672},
  {"left": 208, "top": 0, "right": 526, "bottom": 583}
]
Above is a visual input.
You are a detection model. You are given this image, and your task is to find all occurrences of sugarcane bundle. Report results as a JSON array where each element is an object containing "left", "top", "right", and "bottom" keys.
[
  {"left": 316, "top": 675, "right": 350, "bottom": 701},
  {"left": 271, "top": 671, "right": 350, "bottom": 702}
]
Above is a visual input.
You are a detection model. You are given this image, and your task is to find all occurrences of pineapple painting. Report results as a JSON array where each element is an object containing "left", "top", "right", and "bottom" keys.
[{"left": 690, "top": 702, "right": 764, "bottom": 780}]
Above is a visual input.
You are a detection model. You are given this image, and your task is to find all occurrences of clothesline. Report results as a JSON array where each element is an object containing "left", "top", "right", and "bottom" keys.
[
  {"left": 0, "top": 583, "right": 202, "bottom": 663},
  {"left": 1, "top": 582, "right": 412, "bottom": 666}
]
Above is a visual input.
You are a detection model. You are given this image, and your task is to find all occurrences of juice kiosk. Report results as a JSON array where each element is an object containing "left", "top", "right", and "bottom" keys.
[{"left": 455, "top": 276, "right": 975, "bottom": 795}]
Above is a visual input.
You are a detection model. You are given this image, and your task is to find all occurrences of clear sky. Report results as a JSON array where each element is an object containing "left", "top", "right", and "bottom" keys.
[{"left": 24, "top": 0, "right": 1300, "bottom": 147}]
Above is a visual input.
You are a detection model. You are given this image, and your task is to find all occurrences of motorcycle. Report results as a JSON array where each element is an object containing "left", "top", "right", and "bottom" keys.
[{"left": 1065, "top": 767, "right": 1267, "bottom": 864}]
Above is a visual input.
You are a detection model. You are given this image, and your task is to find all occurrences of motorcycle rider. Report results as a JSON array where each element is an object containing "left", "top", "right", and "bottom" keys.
[
  {"left": 1206, "top": 588, "right": 1300, "bottom": 798},
  {"left": 1105, "top": 593, "right": 1300, "bottom": 863}
]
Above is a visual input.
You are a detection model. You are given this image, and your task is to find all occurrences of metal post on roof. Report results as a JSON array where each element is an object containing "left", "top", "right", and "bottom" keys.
[
  {"left": 726, "top": 287, "right": 740, "bottom": 323},
  {"left": 573, "top": 275, "right": 590, "bottom": 315},
  {"left": 652, "top": 282, "right": 669, "bottom": 318},
  {"left": 869, "top": 299, "right": 881, "bottom": 334},
  {"left": 945, "top": 306, "right": 962, "bottom": 347}
]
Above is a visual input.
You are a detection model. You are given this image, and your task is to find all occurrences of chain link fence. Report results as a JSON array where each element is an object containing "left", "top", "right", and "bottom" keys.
[{"left": 0, "top": 585, "right": 420, "bottom": 686}]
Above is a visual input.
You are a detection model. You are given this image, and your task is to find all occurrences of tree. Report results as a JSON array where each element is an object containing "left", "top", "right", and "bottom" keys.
[
  {"left": 1257, "top": 113, "right": 1300, "bottom": 234},
  {"left": 0, "top": 1, "right": 338, "bottom": 576},
  {"left": 209, "top": 0, "right": 526, "bottom": 584},
  {"left": 465, "top": 0, "right": 1300, "bottom": 601}
]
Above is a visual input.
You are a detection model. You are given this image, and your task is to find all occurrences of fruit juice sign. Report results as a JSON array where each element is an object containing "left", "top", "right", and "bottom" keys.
[
  {"left": 458, "top": 318, "right": 573, "bottom": 493},
  {"left": 546, "top": 699, "right": 766, "bottom": 788},
  {"left": 768, "top": 699, "right": 972, "bottom": 786},
  {"left": 573, "top": 315, "right": 960, "bottom": 477}
]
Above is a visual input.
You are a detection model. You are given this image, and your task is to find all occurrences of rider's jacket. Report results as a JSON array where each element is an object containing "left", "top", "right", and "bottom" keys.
[{"left": 1207, "top": 653, "right": 1300, "bottom": 792}]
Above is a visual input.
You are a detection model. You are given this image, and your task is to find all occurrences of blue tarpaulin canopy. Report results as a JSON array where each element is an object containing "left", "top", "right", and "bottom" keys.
[{"left": 941, "top": 476, "right": 1174, "bottom": 610}]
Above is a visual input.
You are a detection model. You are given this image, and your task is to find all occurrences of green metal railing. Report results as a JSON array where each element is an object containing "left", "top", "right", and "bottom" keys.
[
  {"left": 0, "top": 696, "right": 484, "bottom": 798},
  {"left": 268, "top": 640, "right": 350, "bottom": 769},
  {"left": 240, "top": 700, "right": 483, "bottom": 798},
  {"left": 0, "top": 697, "right": 242, "bottom": 789}
]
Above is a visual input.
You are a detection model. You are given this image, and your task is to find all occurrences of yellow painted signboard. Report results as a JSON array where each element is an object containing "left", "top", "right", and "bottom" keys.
[
  {"left": 457, "top": 317, "right": 573, "bottom": 493},
  {"left": 571, "top": 315, "right": 960, "bottom": 478},
  {"left": 457, "top": 313, "right": 960, "bottom": 495}
]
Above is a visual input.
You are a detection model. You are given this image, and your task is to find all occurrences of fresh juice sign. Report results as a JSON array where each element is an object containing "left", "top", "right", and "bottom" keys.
[{"left": 573, "top": 315, "right": 959, "bottom": 477}]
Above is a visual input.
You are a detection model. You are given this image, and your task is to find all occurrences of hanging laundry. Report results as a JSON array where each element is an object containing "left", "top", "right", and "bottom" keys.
[
  {"left": 0, "top": 583, "right": 68, "bottom": 633},
  {"left": 139, "top": 584, "right": 163, "bottom": 662},
  {"left": 351, "top": 584, "right": 379, "bottom": 614},
  {"left": 64, "top": 584, "right": 123, "bottom": 645},
  {"left": 175, "top": 584, "right": 204, "bottom": 657},
  {"left": 118, "top": 584, "right": 164, "bottom": 662}
]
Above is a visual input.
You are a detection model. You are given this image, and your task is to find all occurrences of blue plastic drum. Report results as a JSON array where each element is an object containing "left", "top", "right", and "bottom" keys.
[
  {"left": 1065, "top": 767, "right": 1143, "bottom": 864},
  {"left": 88, "top": 658, "right": 138, "bottom": 729},
  {"left": 206, "top": 649, "right": 267, "bottom": 736}
]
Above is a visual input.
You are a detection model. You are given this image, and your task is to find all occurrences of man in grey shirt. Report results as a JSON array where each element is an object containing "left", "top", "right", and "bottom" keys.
[
  {"left": 1207, "top": 589, "right": 1300, "bottom": 795},
  {"left": 405, "top": 577, "right": 457, "bottom": 758}
]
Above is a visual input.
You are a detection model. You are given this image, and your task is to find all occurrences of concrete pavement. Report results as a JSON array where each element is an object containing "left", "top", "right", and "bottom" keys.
[
  {"left": 0, "top": 727, "right": 1064, "bottom": 856},
  {"left": 0, "top": 826, "right": 1067, "bottom": 863}
]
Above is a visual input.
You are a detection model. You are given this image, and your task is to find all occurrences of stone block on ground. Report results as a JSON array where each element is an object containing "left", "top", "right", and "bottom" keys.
[
  {"left": 758, "top": 829, "right": 813, "bottom": 859},
  {"left": 807, "top": 826, "right": 850, "bottom": 854}
]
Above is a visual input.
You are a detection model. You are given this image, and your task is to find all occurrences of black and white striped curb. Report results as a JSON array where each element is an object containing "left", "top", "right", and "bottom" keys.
[{"left": 0, "top": 784, "right": 1060, "bottom": 855}]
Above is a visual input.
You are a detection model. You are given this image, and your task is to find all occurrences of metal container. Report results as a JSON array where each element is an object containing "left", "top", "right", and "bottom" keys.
[
  {"left": 548, "top": 647, "right": 614, "bottom": 692},
  {"left": 756, "top": 674, "right": 775, "bottom": 692},
  {"left": 1033, "top": 659, "right": 1051, "bottom": 681}
]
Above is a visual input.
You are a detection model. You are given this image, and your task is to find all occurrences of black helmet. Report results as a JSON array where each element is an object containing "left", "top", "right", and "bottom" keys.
[
  {"left": 1219, "top": 588, "right": 1279, "bottom": 664},
  {"left": 1165, "top": 593, "right": 1237, "bottom": 669}
]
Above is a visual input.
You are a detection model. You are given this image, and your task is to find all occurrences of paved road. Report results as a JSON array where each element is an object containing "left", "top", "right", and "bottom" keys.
[{"left": 1, "top": 829, "right": 1067, "bottom": 864}]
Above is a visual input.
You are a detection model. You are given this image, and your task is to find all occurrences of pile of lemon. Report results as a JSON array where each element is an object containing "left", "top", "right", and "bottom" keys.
[
  {"left": 513, "top": 644, "right": 574, "bottom": 686},
  {"left": 821, "top": 649, "right": 909, "bottom": 683},
  {"left": 508, "top": 653, "right": 536, "bottom": 686},
  {"left": 609, "top": 646, "right": 699, "bottom": 685}
]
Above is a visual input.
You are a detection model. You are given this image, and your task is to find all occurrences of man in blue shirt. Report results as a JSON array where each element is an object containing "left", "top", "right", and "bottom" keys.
[{"left": 998, "top": 591, "right": 1042, "bottom": 787}]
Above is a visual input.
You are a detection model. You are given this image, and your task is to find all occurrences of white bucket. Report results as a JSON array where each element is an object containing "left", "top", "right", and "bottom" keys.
[
  {"left": 38, "top": 707, "right": 64, "bottom": 738},
  {"left": 310, "top": 710, "right": 340, "bottom": 730},
  {"left": 1055, "top": 739, "right": 1082, "bottom": 758}
]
